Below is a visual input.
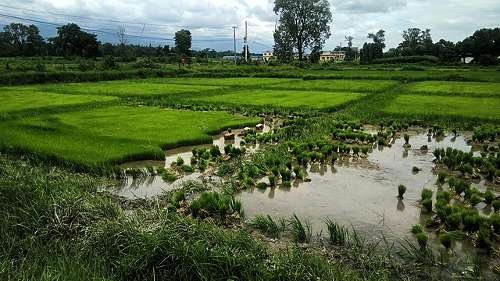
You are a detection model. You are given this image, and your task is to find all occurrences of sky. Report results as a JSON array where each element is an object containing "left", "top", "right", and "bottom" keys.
[{"left": 0, "top": 0, "right": 499, "bottom": 53}]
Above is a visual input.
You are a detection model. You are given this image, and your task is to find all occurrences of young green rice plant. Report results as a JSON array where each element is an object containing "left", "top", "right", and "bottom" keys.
[
  {"left": 416, "top": 232, "right": 428, "bottom": 249},
  {"left": 249, "top": 215, "right": 281, "bottom": 238},
  {"left": 477, "top": 225, "right": 493, "bottom": 249},
  {"left": 280, "top": 168, "right": 292, "bottom": 181},
  {"left": 462, "top": 211, "right": 481, "bottom": 232},
  {"left": 181, "top": 164, "right": 194, "bottom": 173},
  {"left": 436, "top": 191, "right": 451, "bottom": 203},
  {"left": 483, "top": 189, "right": 495, "bottom": 205},
  {"left": 289, "top": 214, "right": 312, "bottom": 243},
  {"left": 421, "top": 188, "right": 433, "bottom": 201},
  {"left": 161, "top": 168, "right": 177, "bottom": 183},
  {"left": 175, "top": 156, "right": 185, "bottom": 166},
  {"left": 439, "top": 232, "right": 454, "bottom": 249},
  {"left": 324, "top": 218, "right": 348, "bottom": 245},
  {"left": 437, "top": 171, "right": 447, "bottom": 184},
  {"left": 411, "top": 224, "right": 424, "bottom": 235},
  {"left": 469, "top": 193, "right": 483, "bottom": 206},
  {"left": 398, "top": 184, "right": 407, "bottom": 199},
  {"left": 189, "top": 191, "right": 238, "bottom": 220},
  {"left": 169, "top": 190, "right": 186, "bottom": 209},
  {"left": 268, "top": 175, "right": 276, "bottom": 187},
  {"left": 492, "top": 200, "right": 500, "bottom": 212},
  {"left": 404, "top": 134, "right": 410, "bottom": 146},
  {"left": 445, "top": 212, "right": 462, "bottom": 231},
  {"left": 256, "top": 182, "right": 268, "bottom": 190},
  {"left": 422, "top": 199, "right": 433, "bottom": 213},
  {"left": 491, "top": 214, "right": 500, "bottom": 235}
]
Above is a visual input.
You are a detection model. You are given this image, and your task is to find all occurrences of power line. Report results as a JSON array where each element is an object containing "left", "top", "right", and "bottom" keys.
[
  {"left": 0, "top": 3, "right": 230, "bottom": 30},
  {"left": 0, "top": 13, "right": 244, "bottom": 43}
]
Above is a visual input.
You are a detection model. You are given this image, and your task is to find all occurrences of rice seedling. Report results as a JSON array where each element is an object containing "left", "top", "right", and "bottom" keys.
[
  {"left": 189, "top": 191, "right": 241, "bottom": 220},
  {"left": 477, "top": 225, "right": 493, "bottom": 249},
  {"left": 437, "top": 171, "right": 447, "bottom": 184},
  {"left": 249, "top": 215, "right": 281, "bottom": 238},
  {"left": 169, "top": 190, "right": 186, "bottom": 208},
  {"left": 492, "top": 200, "right": 500, "bottom": 212},
  {"left": 469, "top": 193, "right": 483, "bottom": 206},
  {"left": 439, "top": 232, "right": 454, "bottom": 249},
  {"left": 161, "top": 168, "right": 177, "bottom": 183},
  {"left": 483, "top": 189, "right": 495, "bottom": 204},
  {"left": 324, "top": 218, "right": 348, "bottom": 245},
  {"left": 422, "top": 199, "right": 433, "bottom": 213},
  {"left": 398, "top": 184, "right": 407, "bottom": 199},
  {"left": 411, "top": 224, "right": 424, "bottom": 235},
  {"left": 415, "top": 232, "right": 428, "bottom": 249},
  {"left": 289, "top": 214, "right": 312, "bottom": 243},
  {"left": 421, "top": 188, "right": 433, "bottom": 201}
]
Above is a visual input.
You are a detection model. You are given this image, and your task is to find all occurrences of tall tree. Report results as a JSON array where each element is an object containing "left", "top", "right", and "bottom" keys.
[
  {"left": 273, "top": 0, "right": 332, "bottom": 60},
  {"left": 273, "top": 25, "right": 294, "bottom": 62},
  {"left": 50, "top": 23, "right": 99, "bottom": 57},
  {"left": 175, "top": 29, "right": 192, "bottom": 56},
  {"left": 368, "top": 29, "right": 386, "bottom": 49},
  {"left": 399, "top": 28, "right": 433, "bottom": 55},
  {"left": 0, "top": 23, "right": 45, "bottom": 56}
]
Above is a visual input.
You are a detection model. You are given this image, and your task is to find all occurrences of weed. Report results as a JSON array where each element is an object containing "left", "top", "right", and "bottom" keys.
[
  {"left": 289, "top": 214, "right": 312, "bottom": 243},
  {"left": 411, "top": 224, "right": 424, "bottom": 234},
  {"left": 250, "top": 215, "right": 281, "bottom": 238},
  {"left": 416, "top": 232, "right": 428, "bottom": 249}
]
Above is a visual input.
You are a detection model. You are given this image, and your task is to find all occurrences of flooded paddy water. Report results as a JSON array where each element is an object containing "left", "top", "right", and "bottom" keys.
[
  {"left": 111, "top": 122, "right": 274, "bottom": 199},
  {"left": 238, "top": 129, "right": 494, "bottom": 242}
]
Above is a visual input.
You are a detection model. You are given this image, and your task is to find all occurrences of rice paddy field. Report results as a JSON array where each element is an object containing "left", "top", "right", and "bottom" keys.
[{"left": 1, "top": 66, "right": 500, "bottom": 281}]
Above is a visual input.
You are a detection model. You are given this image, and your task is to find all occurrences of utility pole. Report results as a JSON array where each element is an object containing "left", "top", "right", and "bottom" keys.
[
  {"left": 232, "top": 26, "right": 238, "bottom": 65},
  {"left": 244, "top": 21, "right": 248, "bottom": 63}
]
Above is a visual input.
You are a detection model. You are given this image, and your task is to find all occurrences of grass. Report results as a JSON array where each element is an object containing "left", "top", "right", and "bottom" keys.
[
  {"left": 383, "top": 95, "right": 500, "bottom": 120},
  {"left": 265, "top": 79, "right": 399, "bottom": 92},
  {"left": 191, "top": 89, "right": 366, "bottom": 109},
  {"left": 35, "top": 80, "right": 223, "bottom": 97},
  {"left": 0, "top": 106, "right": 259, "bottom": 169},
  {"left": 157, "top": 77, "right": 297, "bottom": 86},
  {"left": 405, "top": 81, "right": 500, "bottom": 97},
  {"left": 0, "top": 87, "right": 117, "bottom": 115}
]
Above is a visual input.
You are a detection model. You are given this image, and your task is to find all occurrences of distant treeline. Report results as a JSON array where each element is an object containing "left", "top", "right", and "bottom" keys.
[
  {"left": 0, "top": 22, "right": 243, "bottom": 60},
  {"left": 359, "top": 27, "right": 500, "bottom": 65}
]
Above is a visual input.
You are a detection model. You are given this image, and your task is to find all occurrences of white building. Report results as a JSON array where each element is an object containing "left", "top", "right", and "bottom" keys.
[
  {"left": 319, "top": 51, "right": 347, "bottom": 63},
  {"left": 263, "top": 51, "right": 274, "bottom": 62}
]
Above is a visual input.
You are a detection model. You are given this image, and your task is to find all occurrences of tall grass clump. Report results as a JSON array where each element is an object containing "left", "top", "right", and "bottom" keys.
[
  {"left": 324, "top": 218, "right": 348, "bottom": 245},
  {"left": 289, "top": 214, "right": 312, "bottom": 243},
  {"left": 249, "top": 215, "right": 282, "bottom": 238},
  {"left": 189, "top": 191, "right": 243, "bottom": 220}
]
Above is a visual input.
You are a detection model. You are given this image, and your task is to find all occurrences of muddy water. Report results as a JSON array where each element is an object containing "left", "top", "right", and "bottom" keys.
[
  {"left": 113, "top": 123, "right": 274, "bottom": 199},
  {"left": 238, "top": 129, "right": 488, "bottom": 241}
]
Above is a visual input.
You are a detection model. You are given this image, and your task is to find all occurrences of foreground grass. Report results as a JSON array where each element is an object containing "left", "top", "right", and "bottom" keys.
[
  {"left": 0, "top": 156, "right": 363, "bottom": 281},
  {"left": 192, "top": 89, "right": 367, "bottom": 109},
  {"left": 405, "top": 81, "right": 500, "bottom": 97},
  {"left": 383, "top": 95, "right": 500, "bottom": 120},
  {"left": 0, "top": 87, "right": 117, "bottom": 115},
  {"left": 0, "top": 106, "right": 259, "bottom": 169}
]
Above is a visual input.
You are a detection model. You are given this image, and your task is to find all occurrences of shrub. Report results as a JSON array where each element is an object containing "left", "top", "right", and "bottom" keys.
[
  {"left": 101, "top": 55, "right": 118, "bottom": 69},
  {"left": 324, "top": 218, "right": 348, "bottom": 245},
  {"left": 411, "top": 224, "right": 423, "bottom": 234},
  {"left": 416, "top": 232, "right": 428, "bottom": 249},
  {"left": 421, "top": 188, "right": 433, "bottom": 201},
  {"left": 422, "top": 199, "right": 433, "bottom": 212},
  {"left": 398, "top": 184, "right": 407, "bottom": 199}
]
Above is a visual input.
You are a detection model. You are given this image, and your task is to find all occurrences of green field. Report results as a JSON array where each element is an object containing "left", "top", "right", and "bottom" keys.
[
  {"left": 265, "top": 79, "right": 399, "bottom": 92},
  {"left": 191, "top": 89, "right": 366, "bottom": 109},
  {"left": 0, "top": 88, "right": 117, "bottom": 114},
  {"left": 0, "top": 106, "right": 259, "bottom": 167},
  {"left": 405, "top": 81, "right": 500, "bottom": 97},
  {"left": 158, "top": 77, "right": 297, "bottom": 86},
  {"left": 383, "top": 95, "right": 500, "bottom": 120},
  {"left": 35, "top": 80, "right": 223, "bottom": 97}
]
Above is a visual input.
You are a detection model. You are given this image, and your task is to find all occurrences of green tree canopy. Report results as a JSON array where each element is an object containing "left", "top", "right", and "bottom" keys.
[
  {"left": 50, "top": 23, "right": 99, "bottom": 57},
  {"left": 273, "top": 0, "right": 332, "bottom": 60},
  {"left": 175, "top": 29, "right": 192, "bottom": 56}
]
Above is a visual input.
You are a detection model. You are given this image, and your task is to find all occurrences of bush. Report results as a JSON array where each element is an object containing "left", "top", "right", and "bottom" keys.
[{"left": 101, "top": 55, "right": 118, "bottom": 70}]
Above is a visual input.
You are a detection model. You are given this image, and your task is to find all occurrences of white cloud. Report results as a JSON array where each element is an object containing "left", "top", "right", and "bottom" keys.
[{"left": 2, "top": 0, "right": 500, "bottom": 52}]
